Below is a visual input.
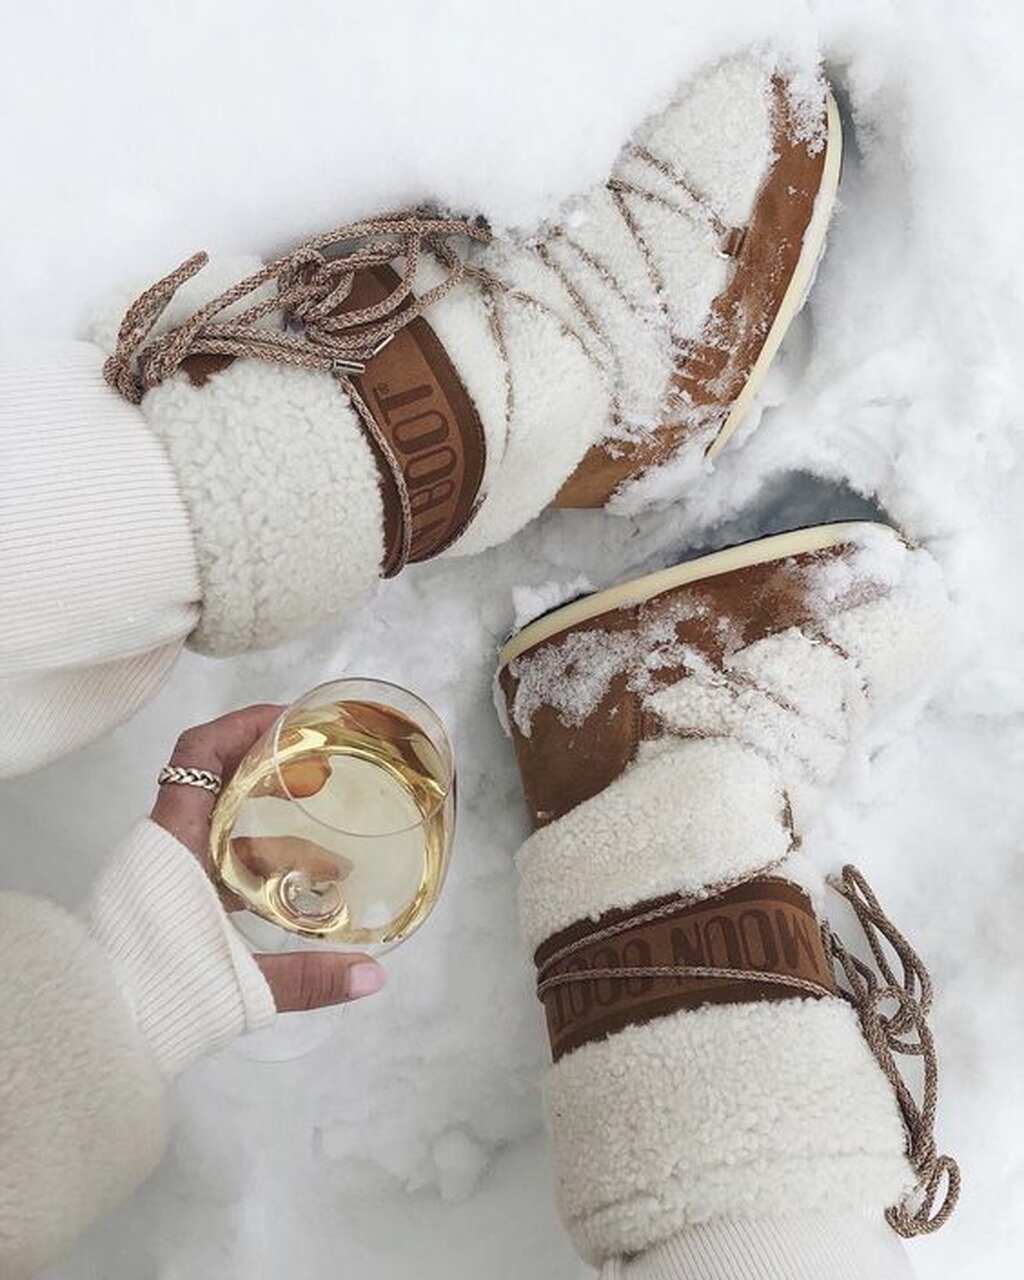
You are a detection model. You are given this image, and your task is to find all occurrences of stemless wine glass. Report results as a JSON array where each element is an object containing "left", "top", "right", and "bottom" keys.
[{"left": 209, "top": 678, "right": 456, "bottom": 1059}]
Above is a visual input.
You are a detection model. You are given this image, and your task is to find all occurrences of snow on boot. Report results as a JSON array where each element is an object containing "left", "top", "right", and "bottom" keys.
[
  {"left": 96, "top": 55, "right": 839, "bottom": 656},
  {"left": 497, "top": 522, "right": 958, "bottom": 1276}
]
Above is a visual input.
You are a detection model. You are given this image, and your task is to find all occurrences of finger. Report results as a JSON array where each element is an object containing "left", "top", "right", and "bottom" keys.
[
  {"left": 255, "top": 952, "right": 386, "bottom": 1012},
  {"left": 170, "top": 703, "right": 285, "bottom": 780},
  {"left": 280, "top": 756, "right": 331, "bottom": 798},
  {"left": 152, "top": 704, "right": 285, "bottom": 859},
  {"left": 229, "top": 836, "right": 351, "bottom": 885},
  {"left": 251, "top": 754, "right": 332, "bottom": 801},
  {"left": 215, "top": 882, "right": 247, "bottom": 914},
  {"left": 151, "top": 782, "right": 219, "bottom": 861}
]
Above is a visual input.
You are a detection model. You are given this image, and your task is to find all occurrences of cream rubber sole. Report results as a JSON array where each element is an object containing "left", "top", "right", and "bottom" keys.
[
  {"left": 499, "top": 519, "right": 882, "bottom": 667},
  {"left": 705, "top": 89, "right": 844, "bottom": 462}
]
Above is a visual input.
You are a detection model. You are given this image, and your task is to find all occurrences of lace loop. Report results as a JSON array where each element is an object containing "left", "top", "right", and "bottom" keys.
[
  {"left": 826, "top": 865, "right": 960, "bottom": 1237},
  {"left": 103, "top": 211, "right": 491, "bottom": 407}
]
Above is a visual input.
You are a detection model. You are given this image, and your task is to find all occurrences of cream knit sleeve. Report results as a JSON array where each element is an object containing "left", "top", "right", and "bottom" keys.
[
  {"left": 612, "top": 1216, "right": 913, "bottom": 1279},
  {"left": 0, "top": 819, "right": 275, "bottom": 1278},
  {"left": 0, "top": 341, "right": 201, "bottom": 777}
]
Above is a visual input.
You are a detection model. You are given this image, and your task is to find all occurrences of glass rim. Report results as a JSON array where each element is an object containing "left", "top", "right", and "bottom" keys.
[{"left": 269, "top": 677, "right": 455, "bottom": 837}]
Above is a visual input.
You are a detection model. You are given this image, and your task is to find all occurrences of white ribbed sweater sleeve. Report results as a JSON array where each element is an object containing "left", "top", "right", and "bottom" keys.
[
  {"left": 611, "top": 1215, "right": 913, "bottom": 1279},
  {"left": 89, "top": 819, "right": 277, "bottom": 1077},
  {"left": 0, "top": 819, "right": 274, "bottom": 1279},
  {"left": 0, "top": 341, "right": 200, "bottom": 777}
]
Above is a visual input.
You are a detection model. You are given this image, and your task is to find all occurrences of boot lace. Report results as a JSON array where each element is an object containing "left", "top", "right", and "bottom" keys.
[
  {"left": 826, "top": 865, "right": 961, "bottom": 1236},
  {"left": 103, "top": 212, "right": 492, "bottom": 406}
]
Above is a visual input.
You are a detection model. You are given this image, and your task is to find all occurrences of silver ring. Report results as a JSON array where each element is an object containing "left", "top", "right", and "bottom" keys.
[{"left": 157, "top": 765, "right": 223, "bottom": 796}]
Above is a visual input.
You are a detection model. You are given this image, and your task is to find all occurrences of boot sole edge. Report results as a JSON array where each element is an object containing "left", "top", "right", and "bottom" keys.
[
  {"left": 706, "top": 87, "right": 844, "bottom": 462},
  {"left": 499, "top": 518, "right": 885, "bottom": 667}
]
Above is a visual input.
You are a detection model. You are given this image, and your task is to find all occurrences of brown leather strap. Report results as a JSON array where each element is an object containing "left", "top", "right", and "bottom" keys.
[
  {"left": 343, "top": 266, "right": 486, "bottom": 571},
  {"left": 534, "top": 877, "right": 836, "bottom": 1061}
]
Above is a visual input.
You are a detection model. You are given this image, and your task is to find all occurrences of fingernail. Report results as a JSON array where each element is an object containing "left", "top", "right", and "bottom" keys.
[{"left": 347, "top": 961, "right": 386, "bottom": 1000}]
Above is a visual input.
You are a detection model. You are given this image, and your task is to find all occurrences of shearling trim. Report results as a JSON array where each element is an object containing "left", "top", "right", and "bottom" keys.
[
  {"left": 0, "top": 892, "right": 166, "bottom": 1278},
  {"left": 517, "top": 737, "right": 794, "bottom": 954},
  {"left": 539, "top": 187, "right": 680, "bottom": 428},
  {"left": 140, "top": 358, "right": 385, "bottom": 655},
  {"left": 631, "top": 56, "right": 776, "bottom": 227},
  {"left": 445, "top": 275, "right": 610, "bottom": 555},
  {"left": 91, "top": 252, "right": 385, "bottom": 655},
  {"left": 822, "top": 554, "right": 949, "bottom": 709},
  {"left": 545, "top": 998, "right": 913, "bottom": 1264}
]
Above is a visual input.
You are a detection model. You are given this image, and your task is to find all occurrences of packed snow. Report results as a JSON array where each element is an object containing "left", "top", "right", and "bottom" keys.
[{"left": 2, "top": 2, "right": 1022, "bottom": 1277}]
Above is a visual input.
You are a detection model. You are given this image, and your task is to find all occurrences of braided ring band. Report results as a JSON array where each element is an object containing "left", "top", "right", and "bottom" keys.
[{"left": 157, "top": 765, "right": 224, "bottom": 796}]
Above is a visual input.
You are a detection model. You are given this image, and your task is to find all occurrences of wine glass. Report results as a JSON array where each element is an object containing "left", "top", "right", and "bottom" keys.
[{"left": 209, "top": 678, "right": 456, "bottom": 1059}]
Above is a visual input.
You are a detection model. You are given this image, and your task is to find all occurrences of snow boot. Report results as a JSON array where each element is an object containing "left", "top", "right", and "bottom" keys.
[
  {"left": 98, "top": 56, "right": 839, "bottom": 656},
  {"left": 497, "top": 522, "right": 959, "bottom": 1277}
]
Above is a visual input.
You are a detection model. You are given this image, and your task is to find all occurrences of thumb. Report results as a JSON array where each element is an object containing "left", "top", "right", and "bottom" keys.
[{"left": 255, "top": 951, "right": 386, "bottom": 1012}]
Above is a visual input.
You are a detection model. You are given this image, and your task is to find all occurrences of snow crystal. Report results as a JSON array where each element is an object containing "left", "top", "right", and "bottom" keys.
[
  {"left": 805, "top": 523, "right": 909, "bottom": 606},
  {"left": 508, "top": 597, "right": 705, "bottom": 736},
  {"left": 431, "top": 1127, "right": 491, "bottom": 1203},
  {"left": 511, "top": 576, "right": 594, "bottom": 631},
  {"left": 510, "top": 628, "right": 635, "bottom": 734}
]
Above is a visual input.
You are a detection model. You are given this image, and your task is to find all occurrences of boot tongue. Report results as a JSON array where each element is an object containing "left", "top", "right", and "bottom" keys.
[{"left": 333, "top": 264, "right": 486, "bottom": 574}]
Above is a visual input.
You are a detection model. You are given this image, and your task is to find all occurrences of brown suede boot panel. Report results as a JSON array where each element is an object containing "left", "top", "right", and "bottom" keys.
[
  {"left": 501, "top": 541, "right": 879, "bottom": 830},
  {"left": 499, "top": 605, "right": 643, "bottom": 830},
  {"left": 554, "top": 77, "right": 828, "bottom": 508}
]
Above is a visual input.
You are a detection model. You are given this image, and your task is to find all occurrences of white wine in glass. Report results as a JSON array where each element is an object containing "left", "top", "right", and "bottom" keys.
[{"left": 210, "top": 679, "right": 456, "bottom": 961}]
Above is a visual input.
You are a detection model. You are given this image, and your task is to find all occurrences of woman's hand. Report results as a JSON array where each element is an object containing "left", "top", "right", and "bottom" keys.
[{"left": 151, "top": 704, "right": 385, "bottom": 1011}]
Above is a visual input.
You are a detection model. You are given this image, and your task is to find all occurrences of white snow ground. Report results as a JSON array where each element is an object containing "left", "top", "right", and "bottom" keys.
[{"left": 2, "top": 2, "right": 1023, "bottom": 1276}]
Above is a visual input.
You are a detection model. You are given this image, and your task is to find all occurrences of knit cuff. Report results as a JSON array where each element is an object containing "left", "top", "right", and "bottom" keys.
[
  {"left": 615, "top": 1215, "right": 913, "bottom": 1280},
  {"left": 88, "top": 819, "right": 276, "bottom": 1078},
  {"left": 0, "top": 340, "right": 200, "bottom": 676}
]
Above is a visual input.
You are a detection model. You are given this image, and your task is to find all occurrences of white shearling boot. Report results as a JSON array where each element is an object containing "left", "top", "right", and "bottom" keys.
[
  {"left": 497, "top": 522, "right": 959, "bottom": 1278},
  {"left": 96, "top": 55, "right": 839, "bottom": 656}
]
